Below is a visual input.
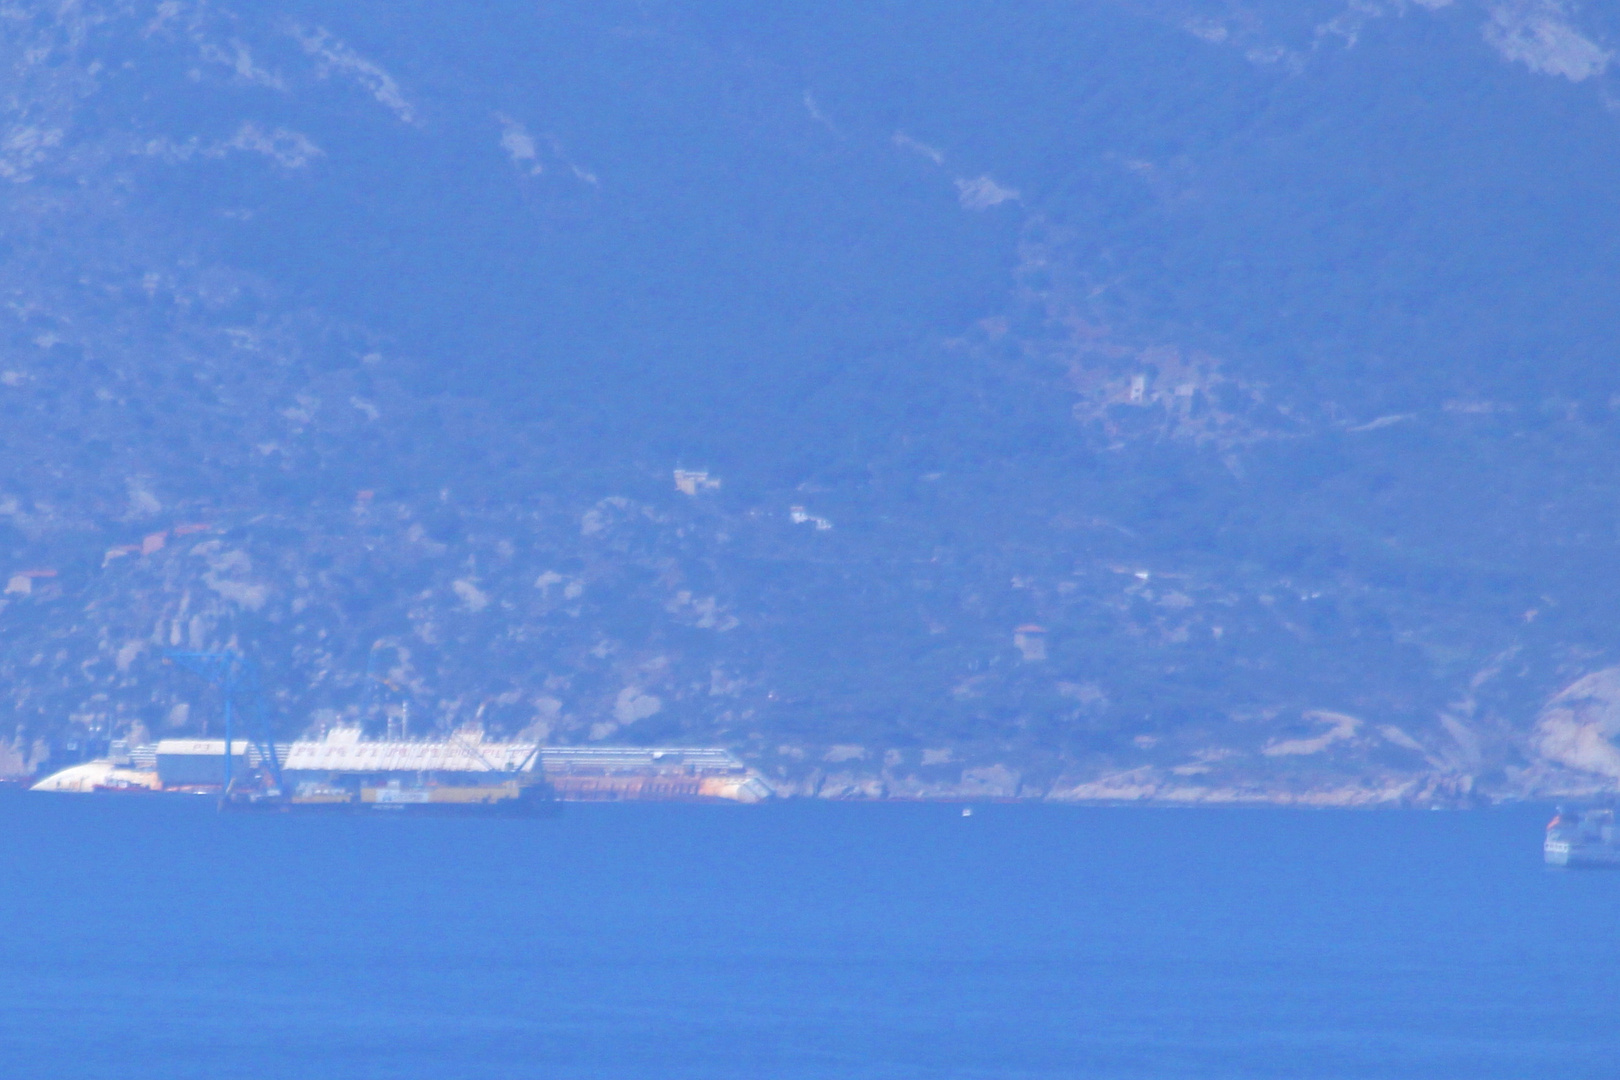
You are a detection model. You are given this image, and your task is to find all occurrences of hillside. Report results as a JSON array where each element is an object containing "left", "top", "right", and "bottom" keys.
[{"left": 3, "top": 0, "right": 1620, "bottom": 802}]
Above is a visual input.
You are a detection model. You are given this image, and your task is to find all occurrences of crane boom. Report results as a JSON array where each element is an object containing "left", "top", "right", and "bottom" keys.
[{"left": 165, "top": 650, "right": 284, "bottom": 795}]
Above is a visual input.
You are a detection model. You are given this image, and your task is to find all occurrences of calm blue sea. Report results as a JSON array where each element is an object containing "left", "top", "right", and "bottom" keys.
[{"left": 0, "top": 793, "right": 1612, "bottom": 1079}]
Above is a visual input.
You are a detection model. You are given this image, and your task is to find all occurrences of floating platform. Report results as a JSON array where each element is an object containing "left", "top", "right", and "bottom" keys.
[{"left": 225, "top": 779, "right": 561, "bottom": 817}]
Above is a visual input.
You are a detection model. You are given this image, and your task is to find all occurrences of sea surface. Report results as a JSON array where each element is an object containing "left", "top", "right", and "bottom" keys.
[{"left": 0, "top": 793, "right": 1612, "bottom": 1079}]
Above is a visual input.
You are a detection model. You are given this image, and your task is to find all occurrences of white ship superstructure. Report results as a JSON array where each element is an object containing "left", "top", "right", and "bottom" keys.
[{"left": 30, "top": 727, "right": 772, "bottom": 804}]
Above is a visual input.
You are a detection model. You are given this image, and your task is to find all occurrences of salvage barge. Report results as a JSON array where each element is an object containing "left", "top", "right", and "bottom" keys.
[
  {"left": 223, "top": 777, "right": 558, "bottom": 816},
  {"left": 31, "top": 728, "right": 773, "bottom": 809}
]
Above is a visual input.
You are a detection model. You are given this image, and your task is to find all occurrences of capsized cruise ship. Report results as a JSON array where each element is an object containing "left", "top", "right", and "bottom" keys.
[{"left": 31, "top": 727, "right": 774, "bottom": 804}]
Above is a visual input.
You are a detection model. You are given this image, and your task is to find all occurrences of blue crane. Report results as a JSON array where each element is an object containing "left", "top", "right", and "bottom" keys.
[{"left": 165, "top": 650, "right": 285, "bottom": 795}]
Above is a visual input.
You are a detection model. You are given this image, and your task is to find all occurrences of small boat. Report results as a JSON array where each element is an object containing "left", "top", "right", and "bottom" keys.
[{"left": 1544, "top": 806, "right": 1620, "bottom": 867}]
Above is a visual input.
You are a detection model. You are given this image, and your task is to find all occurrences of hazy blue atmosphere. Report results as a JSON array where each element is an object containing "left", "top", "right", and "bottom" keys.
[{"left": 3, "top": 2, "right": 1619, "bottom": 1074}]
